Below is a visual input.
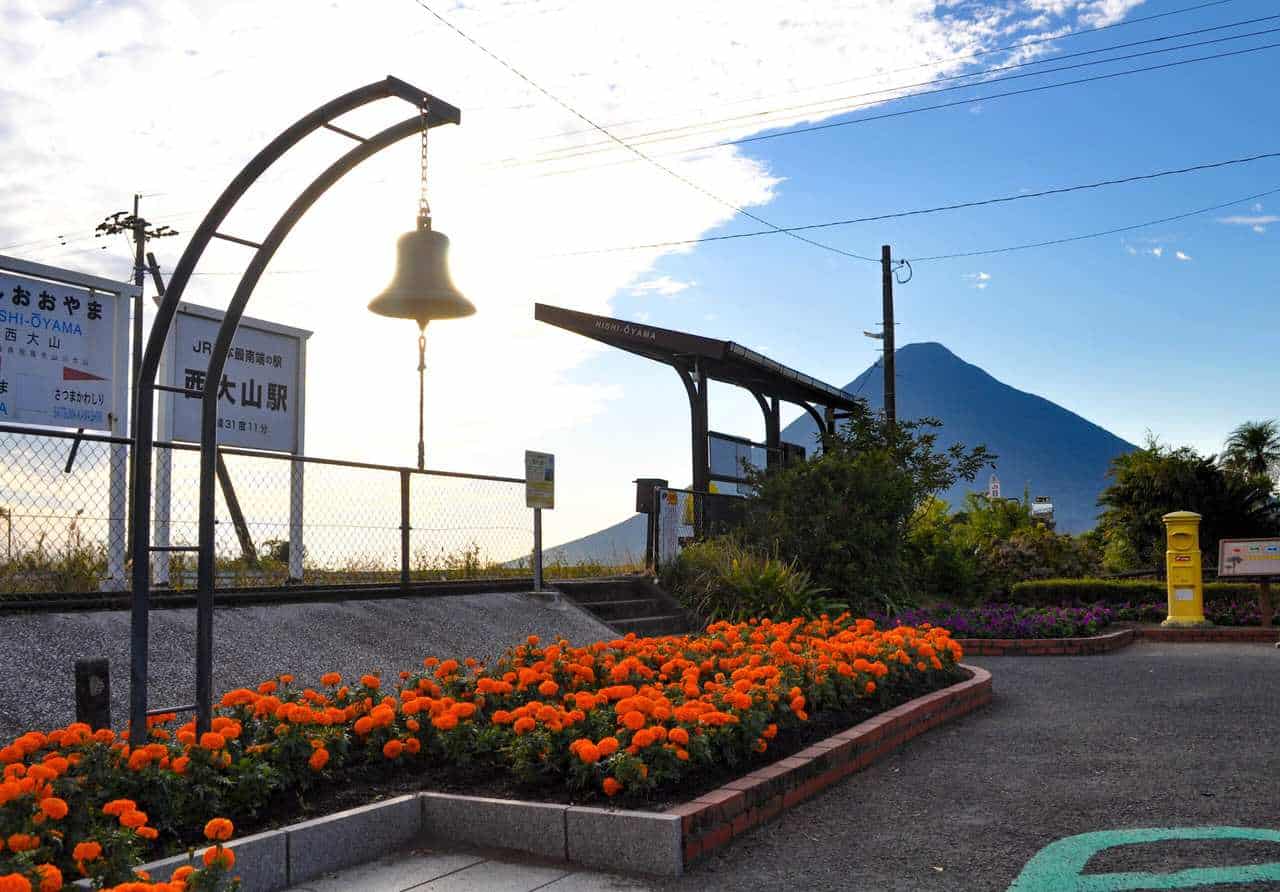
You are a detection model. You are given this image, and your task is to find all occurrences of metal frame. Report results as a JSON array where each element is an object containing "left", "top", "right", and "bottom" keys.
[{"left": 128, "top": 76, "right": 460, "bottom": 740}]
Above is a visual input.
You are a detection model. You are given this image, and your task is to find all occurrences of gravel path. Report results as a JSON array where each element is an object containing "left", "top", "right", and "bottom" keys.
[
  {"left": 0, "top": 592, "right": 613, "bottom": 741},
  {"left": 663, "top": 642, "right": 1280, "bottom": 891}
]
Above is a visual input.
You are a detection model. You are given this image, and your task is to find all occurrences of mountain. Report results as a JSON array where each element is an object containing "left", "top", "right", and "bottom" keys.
[
  {"left": 781, "top": 342, "right": 1135, "bottom": 533},
  {"left": 547, "top": 342, "right": 1135, "bottom": 559}
]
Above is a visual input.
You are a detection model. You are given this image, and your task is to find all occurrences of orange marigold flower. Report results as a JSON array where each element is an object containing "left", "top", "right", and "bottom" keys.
[
  {"left": 72, "top": 840, "right": 102, "bottom": 862},
  {"left": 513, "top": 717, "right": 535, "bottom": 735},
  {"left": 308, "top": 748, "right": 330, "bottom": 772},
  {"left": 668, "top": 728, "right": 689, "bottom": 746},
  {"left": 405, "top": 737, "right": 421, "bottom": 755},
  {"left": 865, "top": 681, "right": 876, "bottom": 695},
  {"left": 7, "top": 833, "right": 39, "bottom": 852},
  {"left": 602, "top": 777, "right": 622, "bottom": 797},
  {"left": 202, "top": 845, "right": 235, "bottom": 869},
  {"left": 119, "top": 809, "right": 148, "bottom": 829},
  {"left": 38, "top": 797, "right": 68, "bottom": 820},
  {"left": 621, "top": 710, "right": 645, "bottom": 731},
  {"left": 204, "top": 818, "right": 234, "bottom": 842},
  {"left": 170, "top": 866, "right": 195, "bottom": 883},
  {"left": 136, "top": 826, "right": 159, "bottom": 841},
  {"left": 320, "top": 672, "right": 342, "bottom": 686},
  {"left": 360, "top": 674, "right": 381, "bottom": 689},
  {"left": 35, "top": 864, "right": 62, "bottom": 892},
  {"left": 199, "top": 731, "right": 226, "bottom": 751},
  {"left": 383, "top": 740, "right": 404, "bottom": 759},
  {"left": 279, "top": 674, "right": 294, "bottom": 685},
  {"left": 431, "top": 713, "right": 459, "bottom": 731},
  {"left": 537, "top": 680, "right": 559, "bottom": 697},
  {"left": 596, "top": 736, "right": 620, "bottom": 757},
  {"left": 103, "top": 798, "right": 137, "bottom": 816},
  {"left": 575, "top": 742, "right": 600, "bottom": 764},
  {"left": 353, "top": 717, "right": 374, "bottom": 736}
]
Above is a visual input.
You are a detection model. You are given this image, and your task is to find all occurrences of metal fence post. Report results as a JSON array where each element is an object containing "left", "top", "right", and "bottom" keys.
[
  {"left": 533, "top": 507, "right": 543, "bottom": 592},
  {"left": 400, "top": 469, "right": 411, "bottom": 590}
]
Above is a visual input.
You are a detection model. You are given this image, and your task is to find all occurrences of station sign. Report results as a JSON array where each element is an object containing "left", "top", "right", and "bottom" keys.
[
  {"left": 1218, "top": 538, "right": 1280, "bottom": 577},
  {"left": 161, "top": 302, "right": 310, "bottom": 453},
  {"left": 0, "top": 259, "right": 132, "bottom": 434}
]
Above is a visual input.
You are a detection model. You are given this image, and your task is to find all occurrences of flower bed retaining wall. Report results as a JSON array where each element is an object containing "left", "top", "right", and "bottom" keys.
[
  {"left": 110, "top": 665, "right": 992, "bottom": 888},
  {"left": 955, "top": 625, "right": 1279, "bottom": 656}
]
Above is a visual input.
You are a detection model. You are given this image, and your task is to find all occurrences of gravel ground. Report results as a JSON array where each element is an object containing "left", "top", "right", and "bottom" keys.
[
  {"left": 663, "top": 642, "right": 1280, "bottom": 892},
  {"left": 0, "top": 592, "right": 613, "bottom": 740}
]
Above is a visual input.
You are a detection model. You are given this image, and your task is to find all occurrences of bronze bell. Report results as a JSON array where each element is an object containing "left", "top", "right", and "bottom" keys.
[{"left": 368, "top": 228, "right": 475, "bottom": 327}]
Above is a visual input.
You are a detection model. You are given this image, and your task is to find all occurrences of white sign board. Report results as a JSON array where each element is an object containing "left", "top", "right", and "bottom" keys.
[
  {"left": 1218, "top": 538, "right": 1280, "bottom": 577},
  {"left": 525, "top": 450, "right": 555, "bottom": 509},
  {"left": 163, "top": 303, "right": 310, "bottom": 453},
  {"left": 0, "top": 266, "right": 129, "bottom": 432}
]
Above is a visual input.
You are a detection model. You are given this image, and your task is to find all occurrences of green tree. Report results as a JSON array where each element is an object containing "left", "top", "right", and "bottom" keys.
[
  {"left": 1099, "top": 436, "right": 1279, "bottom": 571},
  {"left": 741, "top": 409, "right": 993, "bottom": 613},
  {"left": 1222, "top": 419, "right": 1280, "bottom": 486}
]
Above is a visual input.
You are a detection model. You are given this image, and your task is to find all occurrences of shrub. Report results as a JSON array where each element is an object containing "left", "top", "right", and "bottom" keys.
[
  {"left": 0, "top": 619, "right": 963, "bottom": 885},
  {"left": 660, "top": 537, "right": 844, "bottom": 623},
  {"left": 1009, "top": 578, "right": 1262, "bottom": 607},
  {"left": 871, "top": 603, "right": 1114, "bottom": 639}
]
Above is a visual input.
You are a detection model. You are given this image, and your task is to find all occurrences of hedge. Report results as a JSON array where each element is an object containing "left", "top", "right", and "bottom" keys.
[{"left": 1009, "top": 578, "right": 1262, "bottom": 607}]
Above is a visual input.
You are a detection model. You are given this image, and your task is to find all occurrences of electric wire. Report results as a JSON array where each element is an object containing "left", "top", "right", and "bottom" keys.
[
  {"left": 557, "top": 149, "right": 1280, "bottom": 256},
  {"left": 409, "top": 0, "right": 878, "bottom": 262},
  {"left": 501, "top": 14, "right": 1280, "bottom": 168},
  {"left": 489, "top": 0, "right": 1246, "bottom": 152},
  {"left": 905, "top": 185, "right": 1280, "bottom": 262}
]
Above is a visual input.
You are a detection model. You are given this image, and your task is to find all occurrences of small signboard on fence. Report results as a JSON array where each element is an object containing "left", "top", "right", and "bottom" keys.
[
  {"left": 161, "top": 302, "right": 310, "bottom": 453},
  {"left": 1219, "top": 538, "right": 1280, "bottom": 577},
  {"left": 525, "top": 450, "right": 555, "bottom": 509},
  {"left": 0, "top": 256, "right": 133, "bottom": 433}
]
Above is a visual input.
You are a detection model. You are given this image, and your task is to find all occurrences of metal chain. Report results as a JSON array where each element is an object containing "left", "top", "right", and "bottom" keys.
[{"left": 418, "top": 104, "right": 431, "bottom": 229}]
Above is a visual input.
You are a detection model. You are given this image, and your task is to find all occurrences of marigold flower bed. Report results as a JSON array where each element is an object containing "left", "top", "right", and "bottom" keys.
[{"left": 0, "top": 616, "right": 963, "bottom": 891}]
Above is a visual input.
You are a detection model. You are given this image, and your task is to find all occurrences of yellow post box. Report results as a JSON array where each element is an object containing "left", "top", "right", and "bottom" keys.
[{"left": 1162, "top": 510, "right": 1208, "bottom": 627}]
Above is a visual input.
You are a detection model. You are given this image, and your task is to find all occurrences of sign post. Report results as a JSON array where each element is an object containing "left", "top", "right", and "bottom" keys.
[
  {"left": 0, "top": 255, "right": 136, "bottom": 590},
  {"left": 525, "top": 450, "right": 554, "bottom": 592},
  {"left": 1218, "top": 537, "right": 1280, "bottom": 627},
  {"left": 155, "top": 302, "right": 310, "bottom": 584}
]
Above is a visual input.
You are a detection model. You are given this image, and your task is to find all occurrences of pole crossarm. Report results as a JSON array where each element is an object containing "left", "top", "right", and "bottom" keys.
[{"left": 129, "top": 77, "right": 460, "bottom": 740}]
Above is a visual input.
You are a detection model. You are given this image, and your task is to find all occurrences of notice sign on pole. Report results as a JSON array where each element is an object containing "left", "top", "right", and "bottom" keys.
[
  {"left": 525, "top": 450, "right": 555, "bottom": 509},
  {"left": 0, "top": 264, "right": 130, "bottom": 432},
  {"left": 163, "top": 303, "right": 310, "bottom": 452},
  {"left": 1218, "top": 538, "right": 1280, "bottom": 577}
]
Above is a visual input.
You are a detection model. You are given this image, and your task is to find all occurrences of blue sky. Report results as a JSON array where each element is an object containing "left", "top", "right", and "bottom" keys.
[{"left": 1, "top": 0, "right": 1276, "bottom": 551}]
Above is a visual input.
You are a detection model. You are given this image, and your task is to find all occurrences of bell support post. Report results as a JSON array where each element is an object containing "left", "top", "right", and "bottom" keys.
[{"left": 129, "top": 78, "right": 460, "bottom": 741}]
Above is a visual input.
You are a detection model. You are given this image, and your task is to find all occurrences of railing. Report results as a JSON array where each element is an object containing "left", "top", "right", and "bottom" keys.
[{"left": 0, "top": 425, "right": 534, "bottom": 600}]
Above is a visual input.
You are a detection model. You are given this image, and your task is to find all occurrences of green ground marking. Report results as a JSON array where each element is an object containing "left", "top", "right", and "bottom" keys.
[{"left": 1009, "top": 827, "right": 1280, "bottom": 891}]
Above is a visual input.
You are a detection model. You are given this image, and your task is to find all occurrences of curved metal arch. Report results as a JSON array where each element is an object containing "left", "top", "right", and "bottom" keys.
[{"left": 129, "top": 77, "right": 460, "bottom": 739}]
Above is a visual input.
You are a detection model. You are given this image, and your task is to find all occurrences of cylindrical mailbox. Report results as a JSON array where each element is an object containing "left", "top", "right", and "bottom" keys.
[{"left": 1162, "top": 510, "right": 1209, "bottom": 627}]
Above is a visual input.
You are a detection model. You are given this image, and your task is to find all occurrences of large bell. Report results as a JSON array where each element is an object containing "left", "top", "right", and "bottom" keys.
[{"left": 368, "top": 228, "right": 475, "bottom": 327}]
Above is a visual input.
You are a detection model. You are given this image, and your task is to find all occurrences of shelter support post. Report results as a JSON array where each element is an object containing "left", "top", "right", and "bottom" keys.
[
  {"left": 750, "top": 391, "right": 781, "bottom": 470},
  {"left": 677, "top": 363, "right": 709, "bottom": 493}
]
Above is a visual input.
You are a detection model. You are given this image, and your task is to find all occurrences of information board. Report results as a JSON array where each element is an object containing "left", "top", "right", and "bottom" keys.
[
  {"left": 163, "top": 303, "right": 310, "bottom": 453},
  {"left": 525, "top": 450, "right": 555, "bottom": 509},
  {"left": 1218, "top": 538, "right": 1280, "bottom": 577},
  {"left": 0, "top": 267, "right": 128, "bottom": 432}
]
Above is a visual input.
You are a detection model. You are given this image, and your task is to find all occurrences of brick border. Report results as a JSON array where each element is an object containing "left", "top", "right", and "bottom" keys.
[
  {"left": 672, "top": 664, "right": 992, "bottom": 869},
  {"left": 1134, "top": 625, "right": 1280, "bottom": 643},
  {"left": 957, "top": 628, "right": 1135, "bottom": 656}
]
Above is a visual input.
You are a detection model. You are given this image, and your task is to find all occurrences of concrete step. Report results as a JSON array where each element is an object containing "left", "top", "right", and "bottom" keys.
[
  {"left": 555, "top": 578, "right": 654, "bottom": 603},
  {"left": 612, "top": 614, "right": 693, "bottom": 637},
  {"left": 574, "top": 598, "right": 666, "bottom": 621}
]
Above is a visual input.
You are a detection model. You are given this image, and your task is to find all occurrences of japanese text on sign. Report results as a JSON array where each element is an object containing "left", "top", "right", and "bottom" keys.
[{"left": 525, "top": 451, "right": 555, "bottom": 510}]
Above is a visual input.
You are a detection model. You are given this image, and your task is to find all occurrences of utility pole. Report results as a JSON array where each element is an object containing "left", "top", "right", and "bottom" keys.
[
  {"left": 880, "top": 244, "right": 896, "bottom": 430},
  {"left": 96, "top": 199, "right": 178, "bottom": 551}
]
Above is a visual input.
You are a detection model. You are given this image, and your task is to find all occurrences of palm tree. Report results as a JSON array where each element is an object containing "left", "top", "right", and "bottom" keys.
[{"left": 1222, "top": 420, "right": 1280, "bottom": 482}]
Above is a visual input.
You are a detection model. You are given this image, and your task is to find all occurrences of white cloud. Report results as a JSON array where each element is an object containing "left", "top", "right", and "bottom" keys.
[
  {"left": 975, "top": 282, "right": 988, "bottom": 290},
  {"left": 1218, "top": 215, "right": 1280, "bottom": 226},
  {"left": 629, "top": 275, "right": 695, "bottom": 296},
  {"left": 1254, "top": 225, "right": 1267, "bottom": 234},
  {"left": 1253, "top": 202, "right": 1265, "bottom": 212},
  {"left": 963, "top": 271, "right": 991, "bottom": 287},
  {"left": 1124, "top": 245, "right": 1138, "bottom": 255},
  {"left": 1175, "top": 250, "right": 1191, "bottom": 261},
  {"left": 1150, "top": 247, "right": 1164, "bottom": 258},
  {"left": 0, "top": 0, "right": 1150, "bottom": 545}
]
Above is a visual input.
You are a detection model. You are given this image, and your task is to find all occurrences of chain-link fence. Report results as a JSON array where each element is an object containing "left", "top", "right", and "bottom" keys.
[{"left": 0, "top": 424, "right": 535, "bottom": 599}]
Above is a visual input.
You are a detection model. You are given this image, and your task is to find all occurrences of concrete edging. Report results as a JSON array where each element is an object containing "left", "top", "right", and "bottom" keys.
[
  {"left": 116, "top": 667, "right": 991, "bottom": 887},
  {"left": 957, "top": 624, "right": 1280, "bottom": 656}
]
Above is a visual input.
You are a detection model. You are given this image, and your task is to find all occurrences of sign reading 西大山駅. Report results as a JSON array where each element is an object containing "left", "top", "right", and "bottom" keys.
[
  {"left": 1218, "top": 538, "right": 1280, "bottom": 578},
  {"left": 0, "top": 267, "right": 129, "bottom": 432},
  {"left": 161, "top": 303, "right": 310, "bottom": 453},
  {"left": 525, "top": 451, "right": 554, "bottom": 510}
]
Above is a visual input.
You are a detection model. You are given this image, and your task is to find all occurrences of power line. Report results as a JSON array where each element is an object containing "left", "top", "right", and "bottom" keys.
[
  {"left": 558, "top": 149, "right": 1280, "bottom": 256},
  {"left": 502, "top": 14, "right": 1280, "bottom": 169},
  {"left": 409, "top": 0, "right": 877, "bottom": 263},
  {"left": 906, "top": 185, "right": 1280, "bottom": 262},
  {"left": 487, "top": 0, "right": 1246, "bottom": 156},
  {"left": 722, "top": 40, "right": 1280, "bottom": 150}
]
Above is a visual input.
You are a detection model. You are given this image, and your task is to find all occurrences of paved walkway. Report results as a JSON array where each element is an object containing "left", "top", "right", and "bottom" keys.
[
  {"left": 283, "top": 846, "right": 646, "bottom": 891},
  {"left": 291, "top": 642, "right": 1280, "bottom": 891}
]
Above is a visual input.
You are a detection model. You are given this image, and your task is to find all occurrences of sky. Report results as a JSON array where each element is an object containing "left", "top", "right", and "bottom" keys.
[{"left": 1, "top": 0, "right": 1278, "bottom": 556}]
